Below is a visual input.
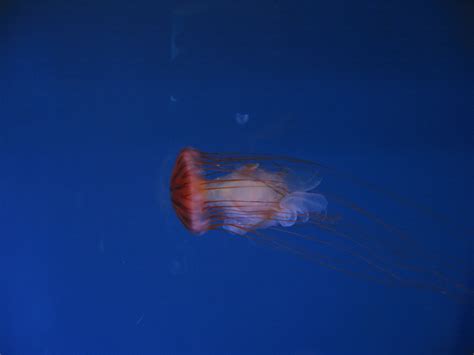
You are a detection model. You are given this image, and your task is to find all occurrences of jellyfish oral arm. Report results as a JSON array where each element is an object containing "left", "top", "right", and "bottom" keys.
[
  {"left": 279, "top": 191, "right": 328, "bottom": 226},
  {"left": 205, "top": 168, "right": 328, "bottom": 235}
]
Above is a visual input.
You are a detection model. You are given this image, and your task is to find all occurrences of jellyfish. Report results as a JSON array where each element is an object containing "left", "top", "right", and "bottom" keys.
[{"left": 169, "top": 147, "right": 472, "bottom": 300}]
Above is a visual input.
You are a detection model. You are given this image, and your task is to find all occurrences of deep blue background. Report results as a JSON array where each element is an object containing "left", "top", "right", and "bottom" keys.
[{"left": 1, "top": 0, "right": 473, "bottom": 354}]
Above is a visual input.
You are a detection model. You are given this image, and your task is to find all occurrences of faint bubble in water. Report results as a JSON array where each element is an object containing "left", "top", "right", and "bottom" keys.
[{"left": 235, "top": 112, "right": 249, "bottom": 125}]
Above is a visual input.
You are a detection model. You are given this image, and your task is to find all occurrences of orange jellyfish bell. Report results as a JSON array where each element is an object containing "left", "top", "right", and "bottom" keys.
[
  {"left": 170, "top": 147, "right": 209, "bottom": 234},
  {"left": 170, "top": 147, "right": 327, "bottom": 236}
]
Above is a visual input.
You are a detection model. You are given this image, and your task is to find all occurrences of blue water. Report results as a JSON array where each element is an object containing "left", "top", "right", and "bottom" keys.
[{"left": 1, "top": 1, "right": 473, "bottom": 354}]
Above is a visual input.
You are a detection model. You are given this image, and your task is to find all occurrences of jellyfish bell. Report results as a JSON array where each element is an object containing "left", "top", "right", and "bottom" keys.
[
  {"left": 169, "top": 147, "right": 473, "bottom": 301},
  {"left": 169, "top": 148, "right": 208, "bottom": 234}
]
